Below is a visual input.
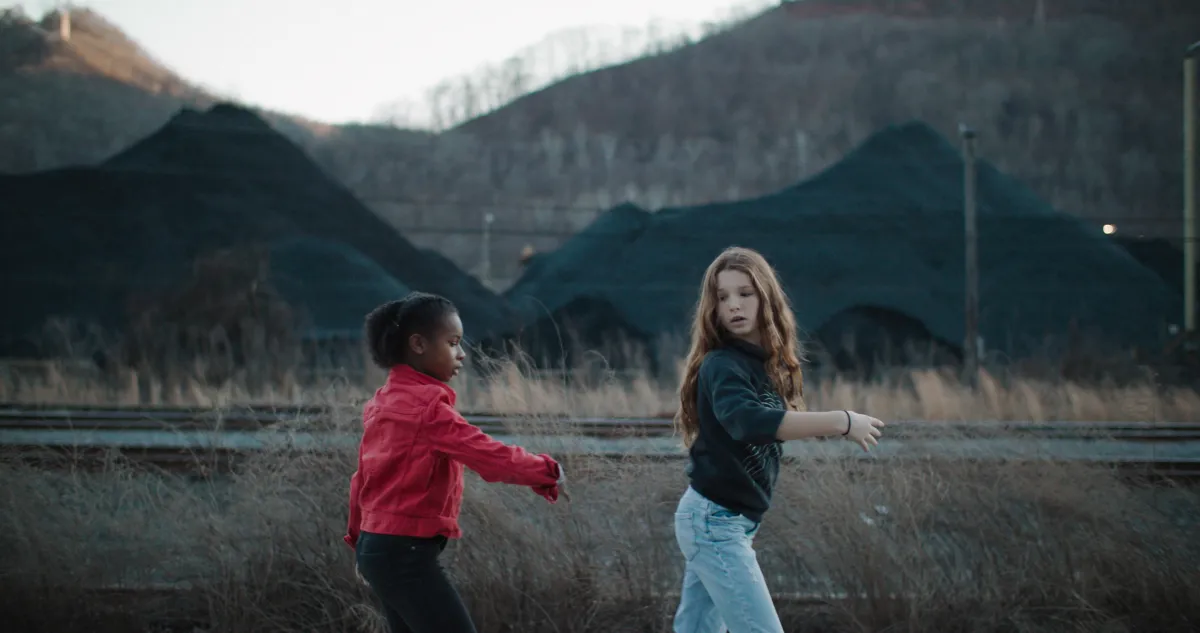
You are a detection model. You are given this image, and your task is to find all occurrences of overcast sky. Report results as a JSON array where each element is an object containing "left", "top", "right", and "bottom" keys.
[{"left": 7, "top": 0, "right": 771, "bottom": 124}]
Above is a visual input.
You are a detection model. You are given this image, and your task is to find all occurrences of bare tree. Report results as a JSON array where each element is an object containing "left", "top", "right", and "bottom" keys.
[{"left": 371, "top": 98, "right": 420, "bottom": 128}]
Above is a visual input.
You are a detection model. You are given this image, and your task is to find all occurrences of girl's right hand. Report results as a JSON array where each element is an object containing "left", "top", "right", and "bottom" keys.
[
  {"left": 556, "top": 464, "right": 570, "bottom": 502},
  {"left": 843, "top": 411, "right": 885, "bottom": 451}
]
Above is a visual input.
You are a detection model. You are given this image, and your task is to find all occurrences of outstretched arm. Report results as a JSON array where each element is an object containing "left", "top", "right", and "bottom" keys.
[
  {"left": 773, "top": 410, "right": 853, "bottom": 441},
  {"left": 424, "top": 399, "right": 561, "bottom": 493},
  {"left": 702, "top": 354, "right": 880, "bottom": 444}
]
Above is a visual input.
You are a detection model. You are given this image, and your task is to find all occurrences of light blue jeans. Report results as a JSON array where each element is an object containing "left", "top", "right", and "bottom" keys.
[{"left": 672, "top": 486, "right": 784, "bottom": 633}]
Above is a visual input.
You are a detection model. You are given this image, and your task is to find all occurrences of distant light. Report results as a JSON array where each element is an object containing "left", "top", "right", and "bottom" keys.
[{"left": 1102, "top": 224, "right": 1117, "bottom": 235}]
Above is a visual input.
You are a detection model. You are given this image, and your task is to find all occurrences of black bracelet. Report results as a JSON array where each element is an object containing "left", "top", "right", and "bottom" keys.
[{"left": 842, "top": 410, "right": 852, "bottom": 435}]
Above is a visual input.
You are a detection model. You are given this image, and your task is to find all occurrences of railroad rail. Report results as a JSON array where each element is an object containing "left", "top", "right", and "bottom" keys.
[
  {"left": 2, "top": 403, "right": 1200, "bottom": 439},
  {"left": 1, "top": 403, "right": 1198, "bottom": 481}
]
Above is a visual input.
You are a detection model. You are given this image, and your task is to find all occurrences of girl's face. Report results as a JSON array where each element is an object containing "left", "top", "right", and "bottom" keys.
[
  {"left": 715, "top": 269, "right": 761, "bottom": 345},
  {"left": 408, "top": 312, "right": 466, "bottom": 383}
]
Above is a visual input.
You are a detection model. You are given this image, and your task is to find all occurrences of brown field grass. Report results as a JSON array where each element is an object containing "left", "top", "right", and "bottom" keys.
[
  {"left": 3, "top": 354, "right": 1200, "bottom": 422},
  {"left": 1, "top": 352, "right": 1199, "bottom": 631},
  {"left": 1, "top": 424, "right": 1197, "bottom": 632}
]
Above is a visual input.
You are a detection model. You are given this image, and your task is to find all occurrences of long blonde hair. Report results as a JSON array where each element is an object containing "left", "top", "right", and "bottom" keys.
[{"left": 674, "top": 247, "right": 805, "bottom": 448}]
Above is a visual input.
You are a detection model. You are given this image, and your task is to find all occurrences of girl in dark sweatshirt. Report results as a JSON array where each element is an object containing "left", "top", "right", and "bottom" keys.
[{"left": 671, "top": 247, "right": 886, "bottom": 633}]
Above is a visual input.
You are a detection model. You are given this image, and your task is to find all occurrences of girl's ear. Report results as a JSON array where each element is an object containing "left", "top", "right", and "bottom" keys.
[{"left": 408, "top": 332, "right": 426, "bottom": 356}]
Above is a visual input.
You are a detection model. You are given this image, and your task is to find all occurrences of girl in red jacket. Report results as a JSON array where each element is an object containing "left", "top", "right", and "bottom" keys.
[{"left": 344, "top": 291, "right": 566, "bottom": 633}]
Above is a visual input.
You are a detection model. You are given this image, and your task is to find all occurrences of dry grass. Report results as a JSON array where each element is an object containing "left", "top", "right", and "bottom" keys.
[
  {"left": 0, "top": 425, "right": 1197, "bottom": 633},
  {"left": 3, "top": 355, "right": 1200, "bottom": 423},
  {"left": 3, "top": 347, "right": 1199, "bottom": 630}
]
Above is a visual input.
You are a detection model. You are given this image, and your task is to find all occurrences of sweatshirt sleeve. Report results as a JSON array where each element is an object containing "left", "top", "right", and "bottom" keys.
[
  {"left": 424, "top": 397, "right": 561, "bottom": 498},
  {"left": 699, "top": 352, "right": 785, "bottom": 444}
]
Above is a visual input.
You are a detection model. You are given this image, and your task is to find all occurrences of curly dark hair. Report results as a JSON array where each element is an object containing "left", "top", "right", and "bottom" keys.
[{"left": 364, "top": 292, "right": 458, "bottom": 369}]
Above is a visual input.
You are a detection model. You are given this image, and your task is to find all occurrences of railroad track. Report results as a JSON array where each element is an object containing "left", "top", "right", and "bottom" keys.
[
  {"left": 1, "top": 404, "right": 1198, "bottom": 480},
  {"left": 3, "top": 403, "right": 1200, "bottom": 439}
]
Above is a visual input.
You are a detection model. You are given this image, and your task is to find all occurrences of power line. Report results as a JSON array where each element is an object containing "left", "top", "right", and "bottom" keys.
[
  {"left": 0, "top": 269, "right": 1188, "bottom": 289},
  {"left": 3, "top": 161, "right": 1186, "bottom": 228},
  {"left": 7, "top": 197, "right": 1184, "bottom": 229},
  {"left": 1, "top": 223, "right": 1192, "bottom": 245},
  {"left": 47, "top": 112, "right": 1186, "bottom": 181}
]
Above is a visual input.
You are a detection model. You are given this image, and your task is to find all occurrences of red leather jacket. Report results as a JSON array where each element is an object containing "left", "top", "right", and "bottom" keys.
[{"left": 344, "top": 365, "right": 561, "bottom": 547}]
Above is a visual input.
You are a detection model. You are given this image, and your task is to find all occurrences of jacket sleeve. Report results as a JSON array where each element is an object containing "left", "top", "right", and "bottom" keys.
[
  {"left": 343, "top": 441, "right": 364, "bottom": 549},
  {"left": 699, "top": 352, "right": 785, "bottom": 445},
  {"left": 424, "top": 397, "right": 562, "bottom": 500}
]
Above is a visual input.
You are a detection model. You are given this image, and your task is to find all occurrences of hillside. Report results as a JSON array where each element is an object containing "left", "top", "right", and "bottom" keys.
[
  {"left": 1, "top": 3, "right": 1198, "bottom": 291},
  {"left": 367, "top": 0, "right": 1200, "bottom": 287},
  {"left": 321, "top": 0, "right": 1200, "bottom": 287},
  {"left": 455, "top": 0, "right": 1197, "bottom": 224},
  {"left": 0, "top": 7, "right": 348, "bottom": 169}
]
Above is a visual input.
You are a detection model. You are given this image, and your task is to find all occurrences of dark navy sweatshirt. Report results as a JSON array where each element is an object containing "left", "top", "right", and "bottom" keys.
[{"left": 685, "top": 338, "right": 787, "bottom": 523}]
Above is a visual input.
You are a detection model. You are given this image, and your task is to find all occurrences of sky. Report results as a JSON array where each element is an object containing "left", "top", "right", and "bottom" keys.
[{"left": 8, "top": 0, "right": 771, "bottom": 124}]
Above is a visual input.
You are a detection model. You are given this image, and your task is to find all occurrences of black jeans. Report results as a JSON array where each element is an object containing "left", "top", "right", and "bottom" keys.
[{"left": 355, "top": 531, "right": 477, "bottom": 633}]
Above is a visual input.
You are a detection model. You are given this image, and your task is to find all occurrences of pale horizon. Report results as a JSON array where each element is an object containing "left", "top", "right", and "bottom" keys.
[{"left": 4, "top": 0, "right": 774, "bottom": 126}]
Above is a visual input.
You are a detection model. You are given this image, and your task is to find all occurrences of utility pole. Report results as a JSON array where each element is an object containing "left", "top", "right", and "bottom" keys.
[
  {"left": 959, "top": 123, "right": 980, "bottom": 384},
  {"left": 481, "top": 212, "right": 495, "bottom": 289},
  {"left": 1184, "top": 42, "right": 1199, "bottom": 340}
]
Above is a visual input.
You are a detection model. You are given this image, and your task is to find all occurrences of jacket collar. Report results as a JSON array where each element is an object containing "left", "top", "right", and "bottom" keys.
[
  {"left": 386, "top": 364, "right": 457, "bottom": 405},
  {"left": 722, "top": 336, "right": 768, "bottom": 362}
]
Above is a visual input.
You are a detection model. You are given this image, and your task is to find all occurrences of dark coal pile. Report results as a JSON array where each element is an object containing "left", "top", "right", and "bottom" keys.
[
  {"left": 812, "top": 305, "right": 961, "bottom": 373},
  {"left": 478, "top": 295, "right": 659, "bottom": 374},
  {"left": 0, "top": 103, "right": 509, "bottom": 355},
  {"left": 504, "top": 121, "right": 1179, "bottom": 365},
  {"left": 1111, "top": 236, "right": 1197, "bottom": 303},
  {"left": 266, "top": 236, "right": 412, "bottom": 341}
]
